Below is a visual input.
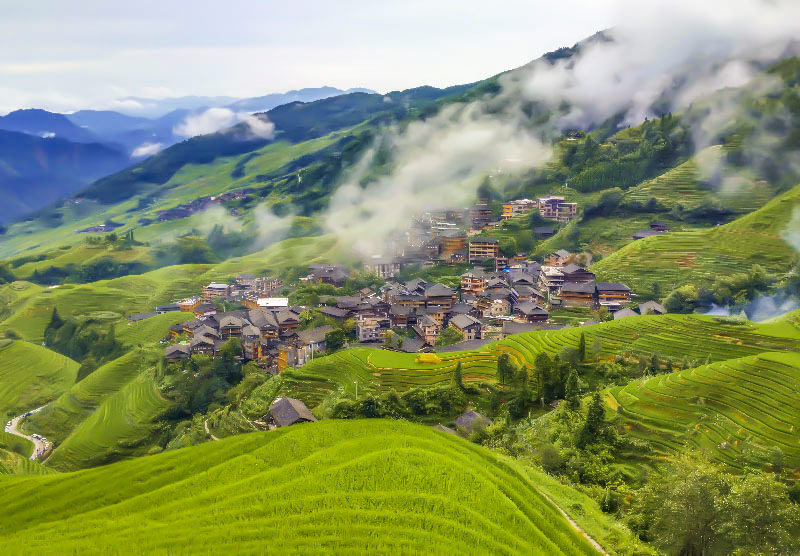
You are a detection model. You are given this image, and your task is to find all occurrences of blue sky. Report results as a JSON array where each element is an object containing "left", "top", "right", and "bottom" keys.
[{"left": 0, "top": 1, "right": 619, "bottom": 112}]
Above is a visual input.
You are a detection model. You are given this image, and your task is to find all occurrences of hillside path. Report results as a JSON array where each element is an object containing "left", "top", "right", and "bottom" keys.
[
  {"left": 541, "top": 492, "right": 608, "bottom": 555},
  {"left": 5, "top": 406, "right": 48, "bottom": 460},
  {"left": 204, "top": 419, "right": 219, "bottom": 441}
]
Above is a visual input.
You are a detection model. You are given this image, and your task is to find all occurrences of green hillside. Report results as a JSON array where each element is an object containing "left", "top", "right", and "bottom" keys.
[
  {"left": 0, "top": 340, "right": 79, "bottom": 422},
  {"left": 277, "top": 313, "right": 800, "bottom": 409},
  {"left": 607, "top": 351, "right": 800, "bottom": 471},
  {"left": 24, "top": 350, "right": 145, "bottom": 444},
  {"left": 44, "top": 371, "right": 172, "bottom": 471},
  {"left": 592, "top": 182, "right": 800, "bottom": 293},
  {"left": 0, "top": 419, "right": 633, "bottom": 555}
]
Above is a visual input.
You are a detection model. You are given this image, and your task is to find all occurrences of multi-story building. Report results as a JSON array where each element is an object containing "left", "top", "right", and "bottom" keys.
[
  {"left": 439, "top": 231, "right": 467, "bottom": 259},
  {"left": 468, "top": 238, "right": 499, "bottom": 263},
  {"left": 201, "top": 282, "right": 231, "bottom": 302},
  {"left": 461, "top": 269, "right": 487, "bottom": 295},
  {"left": 501, "top": 199, "right": 536, "bottom": 219},
  {"left": 536, "top": 196, "right": 578, "bottom": 222},
  {"left": 539, "top": 267, "right": 565, "bottom": 295}
]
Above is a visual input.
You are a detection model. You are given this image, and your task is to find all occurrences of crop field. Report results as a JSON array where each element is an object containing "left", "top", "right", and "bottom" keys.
[
  {"left": 45, "top": 371, "right": 172, "bottom": 471},
  {"left": 280, "top": 314, "right": 800, "bottom": 408},
  {"left": 0, "top": 420, "right": 604, "bottom": 555},
  {"left": 0, "top": 448, "right": 52, "bottom": 476},
  {"left": 606, "top": 351, "right": 800, "bottom": 472},
  {"left": 623, "top": 146, "right": 775, "bottom": 214},
  {"left": 0, "top": 341, "right": 79, "bottom": 423},
  {"left": 593, "top": 183, "right": 800, "bottom": 293},
  {"left": 117, "top": 312, "right": 189, "bottom": 346},
  {"left": 24, "top": 351, "right": 145, "bottom": 444}
]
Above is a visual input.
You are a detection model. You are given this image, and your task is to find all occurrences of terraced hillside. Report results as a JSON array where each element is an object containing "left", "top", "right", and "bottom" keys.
[
  {"left": 24, "top": 350, "right": 145, "bottom": 444},
  {"left": 280, "top": 314, "right": 800, "bottom": 408},
  {"left": 607, "top": 351, "right": 800, "bottom": 472},
  {"left": 0, "top": 340, "right": 79, "bottom": 422},
  {"left": 44, "top": 371, "right": 172, "bottom": 471},
  {"left": 0, "top": 420, "right": 625, "bottom": 555},
  {"left": 592, "top": 182, "right": 800, "bottom": 293}
]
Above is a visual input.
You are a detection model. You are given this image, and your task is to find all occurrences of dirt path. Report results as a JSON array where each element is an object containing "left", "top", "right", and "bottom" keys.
[
  {"left": 5, "top": 407, "right": 49, "bottom": 461},
  {"left": 541, "top": 492, "right": 608, "bottom": 555},
  {"left": 203, "top": 419, "right": 219, "bottom": 441}
]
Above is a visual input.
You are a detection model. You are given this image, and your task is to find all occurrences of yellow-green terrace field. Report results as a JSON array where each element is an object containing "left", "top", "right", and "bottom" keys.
[{"left": 0, "top": 420, "right": 629, "bottom": 555}]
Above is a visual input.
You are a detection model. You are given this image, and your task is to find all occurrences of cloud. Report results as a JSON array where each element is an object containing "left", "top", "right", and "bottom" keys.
[
  {"left": 172, "top": 107, "right": 275, "bottom": 139},
  {"left": 131, "top": 142, "right": 163, "bottom": 158}
]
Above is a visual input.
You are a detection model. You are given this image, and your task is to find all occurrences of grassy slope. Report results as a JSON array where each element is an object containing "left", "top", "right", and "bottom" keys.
[
  {"left": 606, "top": 351, "right": 800, "bottom": 472},
  {"left": 278, "top": 313, "right": 800, "bottom": 408},
  {"left": 592, "top": 182, "right": 800, "bottom": 293},
  {"left": 0, "top": 420, "right": 618, "bottom": 555},
  {"left": 0, "top": 340, "right": 79, "bottom": 423},
  {"left": 0, "top": 234, "right": 353, "bottom": 343}
]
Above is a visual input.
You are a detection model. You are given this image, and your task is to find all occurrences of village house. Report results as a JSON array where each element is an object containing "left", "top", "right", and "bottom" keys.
[
  {"left": 638, "top": 300, "right": 666, "bottom": 315},
  {"left": 449, "top": 314, "right": 483, "bottom": 341},
  {"left": 423, "top": 283, "right": 457, "bottom": 310},
  {"left": 560, "top": 282, "right": 596, "bottom": 307},
  {"left": 536, "top": 195, "right": 578, "bottom": 222},
  {"left": 561, "top": 264, "right": 596, "bottom": 284},
  {"left": 468, "top": 238, "right": 499, "bottom": 263},
  {"left": 614, "top": 308, "right": 638, "bottom": 320},
  {"left": 201, "top": 283, "right": 231, "bottom": 302},
  {"left": 539, "top": 267, "right": 565, "bottom": 295},
  {"left": 193, "top": 303, "right": 217, "bottom": 317},
  {"left": 454, "top": 410, "right": 492, "bottom": 434},
  {"left": 439, "top": 231, "right": 467, "bottom": 260},
  {"left": 156, "top": 303, "right": 181, "bottom": 314},
  {"left": 365, "top": 256, "right": 402, "bottom": 279},
  {"left": 596, "top": 282, "right": 632, "bottom": 306},
  {"left": 307, "top": 263, "right": 350, "bottom": 287},
  {"left": 164, "top": 344, "right": 191, "bottom": 361},
  {"left": 178, "top": 297, "right": 200, "bottom": 312},
  {"left": 460, "top": 269, "right": 487, "bottom": 295},
  {"left": 467, "top": 201, "right": 493, "bottom": 229},
  {"left": 356, "top": 315, "right": 387, "bottom": 343},
  {"left": 513, "top": 301, "right": 549, "bottom": 322},
  {"left": 413, "top": 314, "right": 441, "bottom": 346},
  {"left": 389, "top": 305, "right": 415, "bottom": 328},
  {"left": 544, "top": 249, "right": 572, "bottom": 267},
  {"left": 533, "top": 226, "right": 555, "bottom": 239},
  {"left": 268, "top": 398, "right": 317, "bottom": 428},
  {"left": 501, "top": 199, "right": 537, "bottom": 219}
]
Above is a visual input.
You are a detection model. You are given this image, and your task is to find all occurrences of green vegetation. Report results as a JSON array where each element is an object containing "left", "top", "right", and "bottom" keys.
[
  {"left": 607, "top": 351, "right": 800, "bottom": 471},
  {"left": 592, "top": 183, "right": 800, "bottom": 294},
  {"left": 0, "top": 420, "right": 624, "bottom": 555},
  {"left": 0, "top": 340, "right": 79, "bottom": 422}
]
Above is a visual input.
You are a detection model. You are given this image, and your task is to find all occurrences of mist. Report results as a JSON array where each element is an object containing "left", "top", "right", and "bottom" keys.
[{"left": 173, "top": 107, "right": 275, "bottom": 140}]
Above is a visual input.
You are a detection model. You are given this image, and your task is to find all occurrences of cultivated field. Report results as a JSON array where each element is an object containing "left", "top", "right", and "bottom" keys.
[
  {"left": 0, "top": 341, "right": 79, "bottom": 423},
  {"left": 607, "top": 351, "right": 800, "bottom": 472},
  {"left": 0, "top": 420, "right": 604, "bottom": 555}
]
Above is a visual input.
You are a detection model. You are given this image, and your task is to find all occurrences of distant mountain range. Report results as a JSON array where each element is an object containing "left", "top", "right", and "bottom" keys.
[{"left": 0, "top": 86, "right": 377, "bottom": 223}]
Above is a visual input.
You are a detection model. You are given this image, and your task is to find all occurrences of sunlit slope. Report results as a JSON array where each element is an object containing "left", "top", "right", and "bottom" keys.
[
  {"left": 44, "top": 371, "right": 172, "bottom": 471},
  {"left": 0, "top": 340, "right": 79, "bottom": 422},
  {"left": 592, "top": 182, "right": 800, "bottom": 293},
  {"left": 0, "top": 420, "right": 598, "bottom": 555},
  {"left": 280, "top": 314, "right": 800, "bottom": 407},
  {"left": 607, "top": 351, "right": 800, "bottom": 471}
]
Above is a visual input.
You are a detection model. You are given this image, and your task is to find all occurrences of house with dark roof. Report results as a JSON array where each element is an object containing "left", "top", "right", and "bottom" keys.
[
  {"left": 501, "top": 321, "right": 541, "bottom": 338},
  {"left": 561, "top": 264, "right": 595, "bottom": 284},
  {"left": 156, "top": 303, "right": 181, "bottom": 314},
  {"left": 632, "top": 229, "right": 664, "bottom": 240},
  {"left": 533, "top": 226, "right": 555, "bottom": 238},
  {"left": 561, "top": 281, "right": 596, "bottom": 307},
  {"left": 596, "top": 282, "right": 632, "bottom": 305},
  {"left": 389, "top": 304, "right": 415, "bottom": 328},
  {"left": 449, "top": 314, "right": 483, "bottom": 341},
  {"left": 268, "top": 397, "right": 317, "bottom": 427},
  {"left": 513, "top": 301, "right": 549, "bottom": 322},
  {"left": 320, "top": 306, "right": 351, "bottom": 322},
  {"left": 454, "top": 410, "right": 491, "bottom": 434},
  {"left": 614, "top": 308, "right": 638, "bottom": 319},
  {"left": 164, "top": 344, "right": 191, "bottom": 360},
  {"left": 638, "top": 300, "right": 666, "bottom": 315},
  {"left": 397, "top": 336, "right": 426, "bottom": 353},
  {"left": 424, "top": 283, "right": 456, "bottom": 309},
  {"left": 413, "top": 314, "right": 441, "bottom": 346}
]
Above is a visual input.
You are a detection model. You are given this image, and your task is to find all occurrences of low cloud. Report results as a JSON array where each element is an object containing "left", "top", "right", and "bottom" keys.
[
  {"left": 173, "top": 107, "right": 275, "bottom": 139},
  {"left": 131, "top": 142, "right": 163, "bottom": 158}
]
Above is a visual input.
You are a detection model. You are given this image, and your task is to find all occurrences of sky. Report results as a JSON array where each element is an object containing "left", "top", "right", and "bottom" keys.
[{"left": 0, "top": 0, "right": 621, "bottom": 114}]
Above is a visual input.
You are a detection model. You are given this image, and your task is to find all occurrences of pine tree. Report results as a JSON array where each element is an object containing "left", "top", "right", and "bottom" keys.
[
  {"left": 47, "top": 307, "right": 63, "bottom": 331},
  {"left": 452, "top": 362, "right": 464, "bottom": 391},
  {"left": 578, "top": 332, "right": 586, "bottom": 362},
  {"left": 650, "top": 352, "right": 660, "bottom": 374},
  {"left": 565, "top": 368, "right": 580, "bottom": 410},
  {"left": 578, "top": 392, "right": 606, "bottom": 448},
  {"left": 497, "top": 353, "right": 515, "bottom": 386}
]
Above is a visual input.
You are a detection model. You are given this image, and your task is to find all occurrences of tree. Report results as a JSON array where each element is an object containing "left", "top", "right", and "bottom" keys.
[
  {"left": 496, "top": 353, "right": 516, "bottom": 386},
  {"left": 650, "top": 352, "right": 660, "bottom": 375},
  {"left": 577, "top": 392, "right": 605, "bottom": 448},
  {"left": 652, "top": 280, "right": 661, "bottom": 299},
  {"left": 435, "top": 325, "right": 465, "bottom": 347},
  {"left": 452, "top": 362, "right": 464, "bottom": 391},
  {"left": 325, "top": 329, "right": 346, "bottom": 352},
  {"left": 578, "top": 332, "right": 586, "bottom": 362},
  {"left": 46, "top": 307, "right": 63, "bottom": 332},
  {"left": 564, "top": 368, "right": 580, "bottom": 410}
]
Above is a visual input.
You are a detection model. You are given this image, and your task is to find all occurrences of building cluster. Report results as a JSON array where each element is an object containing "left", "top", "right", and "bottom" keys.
[
  {"left": 502, "top": 196, "right": 577, "bottom": 223},
  {"left": 137, "top": 189, "right": 253, "bottom": 225}
]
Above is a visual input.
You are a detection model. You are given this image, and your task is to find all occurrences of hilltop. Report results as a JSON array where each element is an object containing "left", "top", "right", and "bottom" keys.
[{"left": 0, "top": 420, "right": 644, "bottom": 555}]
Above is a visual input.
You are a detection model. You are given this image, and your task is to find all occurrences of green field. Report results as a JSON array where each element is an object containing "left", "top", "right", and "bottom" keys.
[
  {"left": 0, "top": 341, "right": 79, "bottom": 423},
  {"left": 607, "top": 351, "right": 800, "bottom": 472},
  {"left": 0, "top": 420, "right": 622, "bottom": 555},
  {"left": 117, "top": 312, "right": 190, "bottom": 346},
  {"left": 279, "top": 313, "right": 800, "bottom": 408},
  {"left": 592, "top": 183, "right": 800, "bottom": 293},
  {"left": 44, "top": 371, "right": 172, "bottom": 471}
]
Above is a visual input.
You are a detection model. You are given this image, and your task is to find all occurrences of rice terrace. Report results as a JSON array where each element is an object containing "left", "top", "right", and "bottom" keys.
[{"left": 1, "top": 2, "right": 800, "bottom": 555}]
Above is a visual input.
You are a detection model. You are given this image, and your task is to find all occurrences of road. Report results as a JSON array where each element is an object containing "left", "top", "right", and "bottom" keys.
[
  {"left": 4, "top": 407, "right": 49, "bottom": 461},
  {"left": 541, "top": 492, "right": 608, "bottom": 555},
  {"left": 204, "top": 419, "right": 219, "bottom": 441}
]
